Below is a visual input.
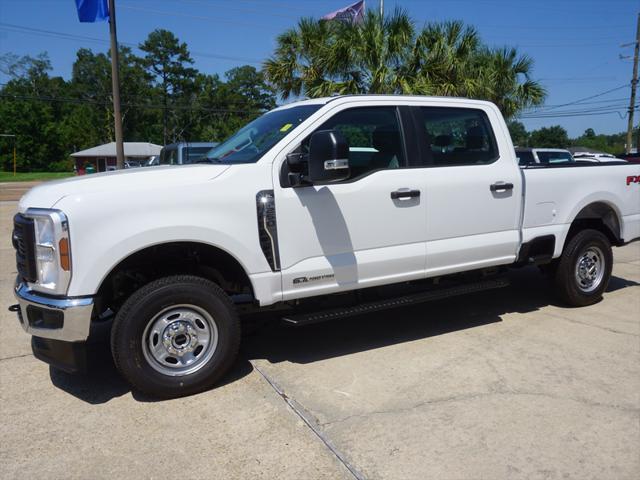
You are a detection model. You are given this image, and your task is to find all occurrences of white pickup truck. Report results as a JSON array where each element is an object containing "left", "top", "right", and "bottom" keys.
[{"left": 11, "top": 95, "right": 640, "bottom": 398}]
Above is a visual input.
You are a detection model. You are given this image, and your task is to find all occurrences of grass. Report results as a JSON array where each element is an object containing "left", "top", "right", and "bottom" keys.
[{"left": 0, "top": 172, "right": 75, "bottom": 182}]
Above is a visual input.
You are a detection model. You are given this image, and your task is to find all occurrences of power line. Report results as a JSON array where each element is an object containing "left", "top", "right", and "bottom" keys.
[
  {"left": 520, "top": 103, "right": 638, "bottom": 119},
  {"left": 174, "top": 0, "right": 299, "bottom": 19},
  {"left": 118, "top": 3, "right": 276, "bottom": 30},
  {"left": 0, "top": 23, "right": 263, "bottom": 65},
  {"left": 521, "top": 111, "right": 631, "bottom": 119},
  {"left": 531, "top": 97, "right": 630, "bottom": 107},
  {"left": 525, "top": 84, "right": 630, "bottom": 113}
]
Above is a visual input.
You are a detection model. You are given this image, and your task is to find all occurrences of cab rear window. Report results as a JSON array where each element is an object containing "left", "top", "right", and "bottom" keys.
[{"left": 417, "top": 107, "right": 499, "bottom": 166}]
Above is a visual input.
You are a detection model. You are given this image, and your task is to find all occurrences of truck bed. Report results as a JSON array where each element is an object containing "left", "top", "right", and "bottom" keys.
[{"left": 521, "top": 162, "right": 640, "bottom": 258}]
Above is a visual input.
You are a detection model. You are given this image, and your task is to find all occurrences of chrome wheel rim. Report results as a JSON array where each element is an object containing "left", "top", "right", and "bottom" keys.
[
  {"left": 142, "top": 305, "right": 218, "bottom": 376},
  {"left": 574, "top": 246, "right": 605, "bottom": 293}
]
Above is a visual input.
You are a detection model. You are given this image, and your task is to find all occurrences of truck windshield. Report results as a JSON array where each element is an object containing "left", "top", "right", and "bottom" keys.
[{"left": 205, "top": 105, "right": 322, "bottom": 164}]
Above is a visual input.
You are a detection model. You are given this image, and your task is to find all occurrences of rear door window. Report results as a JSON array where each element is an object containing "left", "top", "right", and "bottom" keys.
[{"left": 416, "top": 107, "right": 499, "bottom": 166}]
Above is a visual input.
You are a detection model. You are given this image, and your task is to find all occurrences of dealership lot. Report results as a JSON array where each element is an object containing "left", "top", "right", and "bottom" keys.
[{"left": 1, "top": 199, "right": 638, "bottom": 479}]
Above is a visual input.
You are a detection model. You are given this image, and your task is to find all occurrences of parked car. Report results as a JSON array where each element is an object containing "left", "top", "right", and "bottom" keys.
[
  {"left": 573, "top": 152, "right": 626, "bottom": 163},
  {"left": 124, "top": 160, "right": 143, "bottom": 168},
  {"left": 515, "top": 147, "right": 575, "bottom": 166},
  {"left": 11, "top": 95, "right": 640, "bottom": 398},
  {"left": 159, "top": 142, "right": 218, "bottom": 165},
  {"left": 618, "top": 153, "right": 640, "bottom": 164}
]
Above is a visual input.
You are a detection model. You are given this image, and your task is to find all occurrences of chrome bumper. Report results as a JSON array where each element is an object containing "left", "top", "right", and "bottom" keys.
[{"left": 14, "top": 282, "right": 94, "bottom": 342}]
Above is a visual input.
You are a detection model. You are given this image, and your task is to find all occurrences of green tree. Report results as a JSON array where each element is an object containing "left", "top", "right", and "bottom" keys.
[
  {"left": 508, "top": 121, "right": 529, "bottom": 147},
  {"left": 529, "top": 125, "right": 569, "bottom": 148},
  {"left": 0, "top": 32, "right": 277, "bottom": 172},
  {"left": 224, "top": 66, "right": 276, "bottom": 112},
  {"left": 571, "top": 128, "right": 631, "bottom": 154},
  {"left": 188, "top": 66, "right": 276, "bottom": 143},
  {"left": 139, "top": 29, "right": 197, "bottom": 144},
  {"left": 264, "top": 10, "right": 546, "bottom": 118},
  {"left": 0, "top": 53, "right": 72, "bottom": 171}
]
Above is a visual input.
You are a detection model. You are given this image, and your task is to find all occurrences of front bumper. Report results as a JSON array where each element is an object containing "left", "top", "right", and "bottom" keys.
[{"left": 14, "top": 282, "right": 95, "bottom": 342}]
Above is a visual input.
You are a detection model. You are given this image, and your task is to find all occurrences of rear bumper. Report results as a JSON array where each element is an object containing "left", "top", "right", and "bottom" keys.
[{"left": 13, "top": 282, "right": 94, "bottom": 342}]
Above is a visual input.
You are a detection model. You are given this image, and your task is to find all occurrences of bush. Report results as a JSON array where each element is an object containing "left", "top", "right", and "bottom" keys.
[{"left": 49, "top": 158, "right": 74, "bottom": 172}]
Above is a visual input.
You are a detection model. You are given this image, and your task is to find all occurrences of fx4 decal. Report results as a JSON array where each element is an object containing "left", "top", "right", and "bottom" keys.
[{"left": 626, "top": 175, "right": 639, "bottom": 185}]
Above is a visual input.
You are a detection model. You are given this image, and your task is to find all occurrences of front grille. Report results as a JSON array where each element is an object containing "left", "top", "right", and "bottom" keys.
[{"left": 13, "top": 213, "right": 37, "bottom": 282}]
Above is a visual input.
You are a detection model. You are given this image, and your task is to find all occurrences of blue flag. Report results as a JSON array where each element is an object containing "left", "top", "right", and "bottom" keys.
[{"left": 75, "top": 0, "right": 109, "bottom": 22}]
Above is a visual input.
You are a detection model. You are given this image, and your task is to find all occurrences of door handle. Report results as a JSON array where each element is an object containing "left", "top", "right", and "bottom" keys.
[
  {"left": 391, "top": 189, "right": 421, "bottom": 200},
  {"left": 490, "top": 182, "right": 514, "bottom": 192}
]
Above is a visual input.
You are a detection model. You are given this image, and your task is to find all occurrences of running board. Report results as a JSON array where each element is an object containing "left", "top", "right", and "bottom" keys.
[{"left": 282, "top": 277, "right": 510, "bottom": 326}]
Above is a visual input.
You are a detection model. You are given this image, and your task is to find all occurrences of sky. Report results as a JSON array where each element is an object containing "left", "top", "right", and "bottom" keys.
[{"left": 0, "top": 0, "right": 638, "bottom": 138}]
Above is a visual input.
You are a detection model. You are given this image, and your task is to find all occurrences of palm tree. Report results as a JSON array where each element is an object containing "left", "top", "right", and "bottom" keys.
[
  {"left": 400, "top": 20, "right": 482, "bottom": 97},
  {"left": 264, "top": 8, "right": 414, "bottom": 98},
  {"left": 473, "top": 47, "right": 546, "bottom": 119},
  {"left": 264, "top": 9, "right": 545, "bottom": 119}
]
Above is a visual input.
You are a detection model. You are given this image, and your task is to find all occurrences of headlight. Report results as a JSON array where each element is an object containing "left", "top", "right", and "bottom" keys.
[{"left": 26, "top": 208, "right": 71, "bottom": 294}]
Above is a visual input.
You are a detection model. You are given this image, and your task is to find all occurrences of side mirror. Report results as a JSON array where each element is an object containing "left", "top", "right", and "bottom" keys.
[{"left": 308, "top": 130, "right": 350, "bottom": 184}]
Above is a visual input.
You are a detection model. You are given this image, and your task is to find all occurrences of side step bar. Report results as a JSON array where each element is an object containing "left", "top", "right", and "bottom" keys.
[{"left": 282, "top": 277, "right": 510, "bottom": 327}]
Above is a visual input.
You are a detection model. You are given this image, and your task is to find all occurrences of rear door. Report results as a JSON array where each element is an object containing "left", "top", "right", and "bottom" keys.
[
  {"left": 274, "top": 103, "right": 428, "bottom": 300},
  {"left": 411, "top": 104, "right": 523, "bottom": 276}
]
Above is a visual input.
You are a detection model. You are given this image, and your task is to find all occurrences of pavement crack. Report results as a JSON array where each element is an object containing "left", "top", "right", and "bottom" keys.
[
  {"left": 0, "top": 353, "right": 33, "bottom": 362},
  {"left": 545, "top": 311, "right": 639, "bottom": 337},
  {"left": 251, "top": 361, "right": 366, "bottom": 480},
  {"left": 321, "top": 390, "right": 639, "bottom": 427}
]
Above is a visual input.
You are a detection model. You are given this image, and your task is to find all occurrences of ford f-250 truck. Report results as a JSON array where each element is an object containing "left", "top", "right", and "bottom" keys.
[{"left": 11, "top": 95, "right": 640, "bottom": 398}]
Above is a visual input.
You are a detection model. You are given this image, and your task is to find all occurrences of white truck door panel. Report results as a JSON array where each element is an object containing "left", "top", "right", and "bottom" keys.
[
  {"left": 276, "top": 171, "right": 426, "bottom": 299},
  {"left": 413, "top": 106, "right": 522, "bottom": 275},
  {"left": 423, "top": 162, "right": 522, "bottom": 274},
  {"left": 274, "top": 105, "right": 427, "bottom": 300}
]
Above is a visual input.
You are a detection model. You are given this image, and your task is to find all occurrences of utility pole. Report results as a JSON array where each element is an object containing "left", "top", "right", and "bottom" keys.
[
  {"left": 108, "top": 0, "right": 125, "bottom": 169},
  {"left": 380, "top": 0, "right": 384, "bottom": 17},
  {"left": 625, "top": 12, "right": 639, "bottom": 154}
]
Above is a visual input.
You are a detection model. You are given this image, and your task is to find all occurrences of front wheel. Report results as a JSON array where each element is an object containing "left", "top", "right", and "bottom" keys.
[
  {"left": 111, "top": 275, "right": 240, "bottom": 398},
  {"left": 554, "top": 229, "right": 613, "bottom": 307}
]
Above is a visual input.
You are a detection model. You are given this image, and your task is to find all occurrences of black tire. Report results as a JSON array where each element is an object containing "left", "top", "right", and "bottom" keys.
[
  {"left": 554, "top": 229, "right": 612, "bottom": 307},
  {"left": 111, "top": 275, "right": 240, "bottom": 398}
]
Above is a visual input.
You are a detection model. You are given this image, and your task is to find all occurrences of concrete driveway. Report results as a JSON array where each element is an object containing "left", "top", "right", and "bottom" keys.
[
  {"left": 1, "top": 199, "right": 638, "bottom": 479},
  {"left": 0, "top": 182, "right": 41, "bottom": 202}
]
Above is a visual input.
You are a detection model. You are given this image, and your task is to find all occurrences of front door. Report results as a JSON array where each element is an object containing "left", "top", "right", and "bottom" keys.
[{"left": 274, "top": 105, "right": 428, "bottom": 301}]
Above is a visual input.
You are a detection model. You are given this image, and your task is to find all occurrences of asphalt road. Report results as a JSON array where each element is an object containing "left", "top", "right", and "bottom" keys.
[{"left": 1, "top": 198, "right": 638, "bottom": 479}]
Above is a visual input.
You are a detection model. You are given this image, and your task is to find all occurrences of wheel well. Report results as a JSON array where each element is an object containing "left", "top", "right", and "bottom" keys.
[
  {"left": 96, "top": 242, "right": 253, "bottom": 313},
  {"left": 566, "top": 202, "right": 621, "bottom": 247}
]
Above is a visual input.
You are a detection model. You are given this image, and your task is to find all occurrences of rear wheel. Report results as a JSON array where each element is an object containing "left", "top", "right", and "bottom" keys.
[
  {"left": 111, "top": 275, "right": 240, "bottom": 398},
  {"left": 554, "top": 229, "right": 612, "bottom": 307}
]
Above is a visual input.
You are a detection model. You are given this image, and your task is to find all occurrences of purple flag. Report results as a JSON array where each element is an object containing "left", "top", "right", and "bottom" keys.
[
  {"left": 74, "top": 0, "right": 109, "bottom": 23},
  {"left": 322, "top": 0, "right": 365, "bottom": 23}
]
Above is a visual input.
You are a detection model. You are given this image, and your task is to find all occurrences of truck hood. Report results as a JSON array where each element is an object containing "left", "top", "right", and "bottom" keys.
[{"left": 18, "top": 164, "right": 230, "bottom": 211}]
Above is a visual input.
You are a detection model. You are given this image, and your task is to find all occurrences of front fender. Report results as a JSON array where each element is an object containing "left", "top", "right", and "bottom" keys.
[{"left": 70, "top": 225, "right": 266, "bottom": 297}]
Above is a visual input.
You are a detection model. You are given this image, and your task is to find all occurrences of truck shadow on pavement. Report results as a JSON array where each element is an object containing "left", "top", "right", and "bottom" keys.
[{"left": 49, "top": 266, "right": 639, "bottom": 404}]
